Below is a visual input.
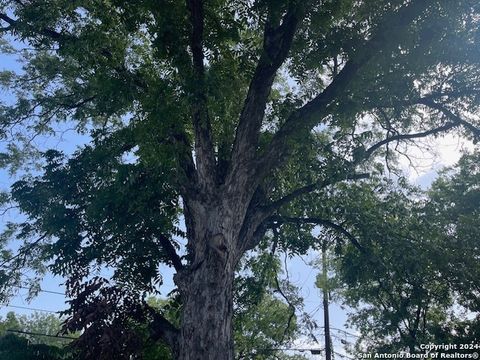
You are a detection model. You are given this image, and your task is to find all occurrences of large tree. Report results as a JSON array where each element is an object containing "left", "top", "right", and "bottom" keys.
[
  {"left": 329, "top": 152, "right": 480, "bottom": 354},
  {"left": 1, "top": 0, "right": 480, "bottom": 359}
]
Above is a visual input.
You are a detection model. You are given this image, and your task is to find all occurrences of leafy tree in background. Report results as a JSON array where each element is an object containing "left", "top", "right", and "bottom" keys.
[
  {"left": 0, "top": 311, "right": 67, "bottom": 347},
  {"left": 0, "top": 311, "right": 73, "bottom": 360},
  {"left": 234, "top": 250, "right": 307, "bottom": 360},
  {"left": 327, "top": 152, "right": 480, "bottom": 354},
  {"left": 420, "top": 150, "right": 480, "bottom": 349},
  {"left": 234, "top": 295, "right": 302, "bottom": 360},
  {"left": 0, "top": 0, "right": 480, "bottom": 359}
]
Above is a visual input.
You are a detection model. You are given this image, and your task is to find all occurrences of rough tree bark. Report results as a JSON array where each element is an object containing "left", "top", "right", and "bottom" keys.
[
  {"left": 173, "top": 197, "right": 247, "bottom": 360},
  {"left": 176, "top": 249, "right": 236, "bottom": 359}
]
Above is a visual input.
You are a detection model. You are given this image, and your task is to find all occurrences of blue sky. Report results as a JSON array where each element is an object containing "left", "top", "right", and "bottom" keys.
[{"left": 0, "top": 43, "right": 85, "bottom": 317}]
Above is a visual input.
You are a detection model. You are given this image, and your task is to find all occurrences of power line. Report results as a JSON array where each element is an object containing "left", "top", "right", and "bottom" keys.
[
  {"left": 6, "top": 329, "right": 75, "bottom": 340},
  {"left": 14, "top": 286, "right": 65, "bottom": 296},
  {"left": 322, "top": 326, "right": 360, "bottom": 338},
  {"left": 334, "top": 350, "right": 355, "bottom": 360},
  {"left": 256, "top": 347, "right": 324, "bottom": 355},
  {"left": 1, "top": 304, "right": 61, "bottom": 314}
]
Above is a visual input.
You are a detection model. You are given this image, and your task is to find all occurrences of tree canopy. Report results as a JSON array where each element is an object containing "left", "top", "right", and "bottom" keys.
[
  {"left": 1, "top": 0, "right": 480, "bottom": 359},
  {"left": 318, "top": 151, "right": 480, "bottom": 354}
]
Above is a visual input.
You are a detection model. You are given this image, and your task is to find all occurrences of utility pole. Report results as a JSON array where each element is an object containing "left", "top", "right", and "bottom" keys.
[{"left": 322, "top": 239, "right": 333, "bottom": 360}]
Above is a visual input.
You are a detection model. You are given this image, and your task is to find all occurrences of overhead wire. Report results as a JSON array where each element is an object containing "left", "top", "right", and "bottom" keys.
[
  {"left": 6, "top": 329, "right": 75, "bottom": 340},
  {"left": 14, "top": 285, "right": 65, "bottom": 296},
  {"left": 0, "top": 304, "right": 60, "bottom": 314},
  {"left": 0, "top": 285, "right": 66, "bottom": 314}
]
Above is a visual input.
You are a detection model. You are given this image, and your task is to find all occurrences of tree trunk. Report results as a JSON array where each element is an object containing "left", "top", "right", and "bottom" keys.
[{"left": 175, "top": 236, "right": 236, "bottom": 360}]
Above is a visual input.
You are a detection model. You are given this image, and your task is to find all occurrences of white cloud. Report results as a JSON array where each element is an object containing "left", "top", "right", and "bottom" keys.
[{"left": 398, "top": 134, "right": 475, "bottom": 185}]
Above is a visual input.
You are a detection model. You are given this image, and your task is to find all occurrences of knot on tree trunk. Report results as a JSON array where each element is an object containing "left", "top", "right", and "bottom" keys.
[{"left": 209, "top": 233, "right": 229, "bottom": 260}]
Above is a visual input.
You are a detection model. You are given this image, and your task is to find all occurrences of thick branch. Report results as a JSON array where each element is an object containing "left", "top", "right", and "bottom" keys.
[
  {"left": 171, "top": 132, "right": 198, "bottom": 199},
  {"left": 270, "top": 215, "right": 366, "bottom": 254},
  {"left": 240, "top": 214, "right": 270, "bottom": 253},
  {"left": 186, "top": 0, "right": 216, "bottom": 188},
  {"left": 158, "top": 234, "right": 183, "bottom": 272},
  {"left": 0, "top": 12, "right": 72, "bottom": 42},
  {"left": 0, "top": 13, "right": 14, "bottom": 24},
  {"left": 148, "top": 308, "right": 180, "bottom": 354},
  {"left": 266, "top": 173, "right": 370, "bottom": 213},
  {"left": 187, "top": 0, "right": 206, "bottom": 77},
  {"left": 238, "top": 172, "right": 370, "bottom": 252},
  {"left": 227, "top": 2, "right": 305, "bottom": 187},
  {"left": 256, "top": 0, "right": 431, "bottom": 181}
]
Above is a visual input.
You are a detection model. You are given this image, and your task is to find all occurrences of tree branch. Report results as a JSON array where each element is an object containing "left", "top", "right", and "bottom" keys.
[
  {"left": 0, "top": 233, "right": 48, "bottom": 268},
  {"left": 256, "top": 0, "right": 432, "bottom": 181},
  {"left": 186, "top": 0, "right": 216, "bottom": 188},
  {"left": 158, "top": 234, "right": 184, "bottom": 272},
  {"left": 238, "top": 171, "right": 369, "bottom": 253},
  {"left": 171, "top": 132, "right": 198, "bottom": 199},
  {"left": 0, "top": 13, "right": 14, "bottom": 25},
  {"left": 0, "top": 11, "right": 147, "bottom": 90},
  {"left": 418, "top": 98, "right": 480, "bottom": 139},
  {"left": 57, "top": 95, "right": 97, "bottom": 110},
  {"left": 227, "top": 2, "right": 305, "bottom": 188},
  {"left": 0, "top": 12, "right": 72, "bottom": 42},
  {"left": 270, "top": 215, "right": 367, "bottom": 255},
  {"left": 240, "top": 215, "right": 269, "bottom": 253},
  {"left": 273, "top": 275, "right": 296, "bottom": 343},
  {"left": 265, "top": 173, "right": 370, "bottom": 213},
  {"left": 363, "top": 96, "right": 480, "bottom": 158},
  {"left": 364, "top": 121, "right": 461, "bottom": 159},
  {"left": 147, "top": 307, "right": 180, "bottom": 355}
]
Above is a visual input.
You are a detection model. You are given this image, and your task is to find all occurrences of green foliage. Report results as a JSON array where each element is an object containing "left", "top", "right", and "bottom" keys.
[
  {"left": 234, "top": 247, "right": 305, "bottom": 359},
  {"left": 426, "top": 150, "right": 480, "bottom": 313},
  {"left": 234, "top": 294, "right": 303, "bottom": 360},
  {"left": 0, "top": 334, "right": 71, "bottom": 360},
  {"left": 319, "top": 153, "right": 480, "bottom": 353},
  {"left": 0, "top": 312, "right": 74, "bottom": 360},
  {"left": 4, "top": 129, "right": 181, "bottom": 294},
  {"left": 0, "top": 312, "right": 65, "bottom": 347},
  {"left": 1, "top": 0, "right": 480, "bottom": 358}
]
